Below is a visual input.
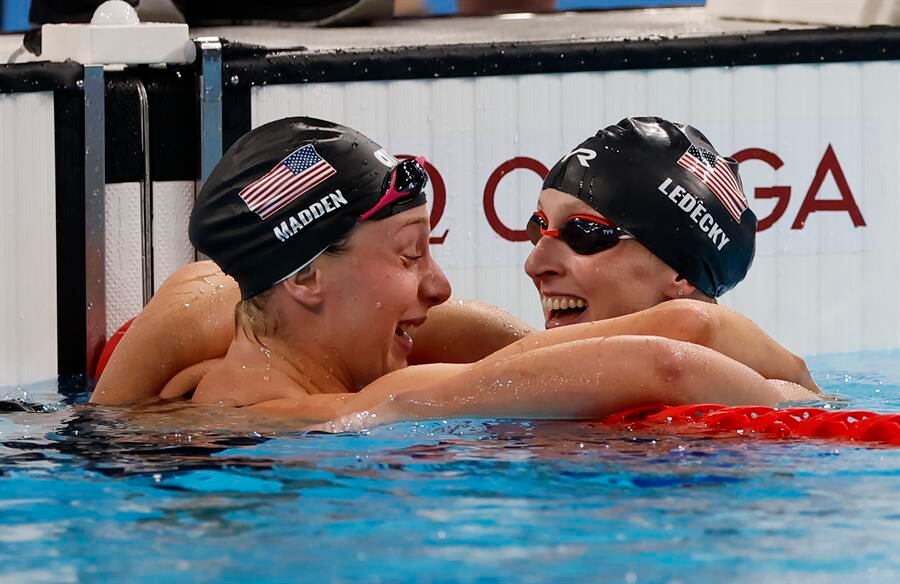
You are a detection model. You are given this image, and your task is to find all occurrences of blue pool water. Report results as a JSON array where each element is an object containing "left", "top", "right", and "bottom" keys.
[{"left": 2, "top": 351, "right": 900, "bottom": 583}]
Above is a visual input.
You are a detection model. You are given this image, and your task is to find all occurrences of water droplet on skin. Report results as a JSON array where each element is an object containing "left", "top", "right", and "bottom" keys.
[{"left": 375, "top": 301, "right": 383, "bottom": 309}]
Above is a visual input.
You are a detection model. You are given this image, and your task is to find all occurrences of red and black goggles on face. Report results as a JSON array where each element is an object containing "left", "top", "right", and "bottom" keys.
[
  {"left": 526, "top": 211, "right": 632, "bottom": 255},
  {"left": 359, "top": 157, "right": 429, "bottom": 222}
]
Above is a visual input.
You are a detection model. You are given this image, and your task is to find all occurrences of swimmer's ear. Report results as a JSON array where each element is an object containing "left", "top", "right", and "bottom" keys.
[
  {"left": 665, "top": 274, "right": 699, "bottom": 301},
  {"left": 281, "top": 267, "right": 325, "bottom": 309}
]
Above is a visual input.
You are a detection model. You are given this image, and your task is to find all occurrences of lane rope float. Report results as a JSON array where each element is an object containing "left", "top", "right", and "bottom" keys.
[{"left": 600, "top": 404, "right": 900, "bottom": 445}]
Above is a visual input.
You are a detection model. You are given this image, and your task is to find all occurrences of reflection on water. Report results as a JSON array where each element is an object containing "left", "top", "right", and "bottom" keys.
[{"left": 1, "top": 350, "right": 900, "bottom": 582}]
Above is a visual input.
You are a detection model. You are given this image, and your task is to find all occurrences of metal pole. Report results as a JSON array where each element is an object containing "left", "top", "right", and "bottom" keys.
[
  {"left": 83, "top": 65, "right": 106, "bottom": 371},
  {"left": 136, "top": 80, "right": 154, "bottom": 304},
  {"left": 195, "top": 37, "right": 222, "bottom": 262},
  {"left": 197, "top": 37, "right": 223, "bottom": 184}
]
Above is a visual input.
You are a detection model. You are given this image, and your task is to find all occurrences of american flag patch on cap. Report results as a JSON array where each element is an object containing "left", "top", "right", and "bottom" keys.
[
  {"left": 239, "top": 144, "right": 337, "bottom": 220},
  {"left": 676, "top": 144, "right": 748, "bottom": 222}
]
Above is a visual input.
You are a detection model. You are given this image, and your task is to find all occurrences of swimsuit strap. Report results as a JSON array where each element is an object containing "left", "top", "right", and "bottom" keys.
[{"left": 93, "top": 318, "right": 135, "bottom": 379}]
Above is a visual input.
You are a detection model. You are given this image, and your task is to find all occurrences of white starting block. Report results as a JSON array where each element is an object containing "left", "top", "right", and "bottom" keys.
[{"left": 41, "top": 0, "right": 194, "bottom": 65}]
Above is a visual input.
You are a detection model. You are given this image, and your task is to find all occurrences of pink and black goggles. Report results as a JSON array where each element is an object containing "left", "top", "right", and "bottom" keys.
[
  {"left": 527, "top": 211, "right": 632, "bottom": 255},
  {"left": 359, "top": 157, "right": 429, "bottom": 222}
]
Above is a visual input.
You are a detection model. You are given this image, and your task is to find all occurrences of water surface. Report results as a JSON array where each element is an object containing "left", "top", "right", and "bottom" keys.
[{"left": 2, "top": 350, "right": 899, "bottom": 583}]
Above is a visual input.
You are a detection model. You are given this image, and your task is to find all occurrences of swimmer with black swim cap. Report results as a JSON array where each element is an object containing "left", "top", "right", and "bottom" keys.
[
  {"left": 187, "top": 117, "right": 453, "bottom": 401},
  {"left": 527, "top": 116, "right": 757, "bottom": 327}
]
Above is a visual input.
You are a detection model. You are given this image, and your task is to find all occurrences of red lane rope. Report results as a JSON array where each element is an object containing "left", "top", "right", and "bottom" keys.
[{"left": 599, "top": 404, "right": 900, "bottom": 446}]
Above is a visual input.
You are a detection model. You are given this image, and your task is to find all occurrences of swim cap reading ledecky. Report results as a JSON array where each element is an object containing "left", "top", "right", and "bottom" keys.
[
  {"left": 543, "top": 117, "right": 757, "bottom": 298},
  {"left": 190, "top": 117, "right": 426, "bottom": 299}
]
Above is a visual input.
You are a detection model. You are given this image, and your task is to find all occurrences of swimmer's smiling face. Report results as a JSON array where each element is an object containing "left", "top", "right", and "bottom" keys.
[
  {"left": 524, "top": 188, "right": 680, "bottom": 328},
  {"left": 317, "top": 205, "right": 451, "bottom": 388}
]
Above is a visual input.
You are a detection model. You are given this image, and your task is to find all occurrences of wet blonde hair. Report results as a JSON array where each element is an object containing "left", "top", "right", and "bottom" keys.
[
  {"left": 235, "top": 285, "right": 281, "bottom": 342},
  {"left": 234, "top": 237, "right": 351, "bottom": 340}
]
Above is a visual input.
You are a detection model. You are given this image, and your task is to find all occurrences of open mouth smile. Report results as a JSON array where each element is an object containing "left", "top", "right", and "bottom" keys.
[{"left": 542, "top": 295, "right": 589, "bottom": 328}]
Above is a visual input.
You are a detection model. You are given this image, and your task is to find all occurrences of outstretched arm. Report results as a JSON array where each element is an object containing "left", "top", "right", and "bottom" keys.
[
  {"left": 486, "top": 300, "right": 819, "bottom": 392},
  {"left": 318, "top": 335, "right": 817, "bottom": 431}
]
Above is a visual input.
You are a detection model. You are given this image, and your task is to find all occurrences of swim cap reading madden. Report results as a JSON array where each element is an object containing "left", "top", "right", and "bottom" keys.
[
  {"left": 190, "top": 117, "right": 427, "bottom": 299},
  {"left": 543, "top": 117, "right": 757, "bottom": 298}
]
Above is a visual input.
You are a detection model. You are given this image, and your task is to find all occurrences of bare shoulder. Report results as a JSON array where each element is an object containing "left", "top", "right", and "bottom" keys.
[
  {"left": 650, "top": 298, "right": 720, "bottom": 322},
  {"left": 91, "top": 261, "right": 241, "bottom": 405},
  {"left": 143, "top": 261, "right": 239, "bottom": 327},
  {"left": 154, "top": 261, "right": 236, "bottom": 299},
  {"left": 192, "top": 358, "right": 299, "bottom": 406}
]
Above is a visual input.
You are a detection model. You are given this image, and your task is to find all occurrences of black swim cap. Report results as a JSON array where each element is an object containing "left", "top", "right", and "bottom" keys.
[
  {"left": 543, "top": 117, "right": 757, "bottom": 298},
  {"left": 190, "top": 117, "right": 427, "bottom": 299}
]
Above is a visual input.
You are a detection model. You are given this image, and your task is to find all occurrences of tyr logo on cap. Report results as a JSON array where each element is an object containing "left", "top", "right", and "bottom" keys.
[
  {"left": 239, "top": 145, "right": 337, "bottom": 220},
  {"left": 564, "top": 147, "right": 597, "bottom": 168}
]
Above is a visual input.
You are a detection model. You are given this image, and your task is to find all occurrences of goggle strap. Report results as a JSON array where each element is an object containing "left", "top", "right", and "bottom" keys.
[{"left": 568, "top": 214, "right": 617, "bottom": 227}]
